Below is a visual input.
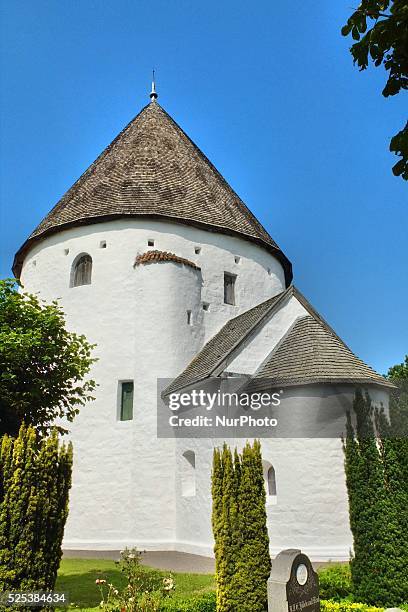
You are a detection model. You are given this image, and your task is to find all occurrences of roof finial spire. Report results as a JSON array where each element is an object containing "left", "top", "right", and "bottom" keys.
[{"left": 150, "top": 69, "right": 158, "bottom": 101}]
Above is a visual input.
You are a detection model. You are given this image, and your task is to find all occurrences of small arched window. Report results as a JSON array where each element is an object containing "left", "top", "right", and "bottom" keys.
[
  {"left": 71, "top": 254, "right": 92, "bottom": 287},
  {"left": 267, "top": 466, "right": 277, "bottom": 496},
  {"left": 263, "top": 460, "right": 277, "bottom": 502},
  {"left": 181, "top": 451, "right": 196, "bottom": 497}
]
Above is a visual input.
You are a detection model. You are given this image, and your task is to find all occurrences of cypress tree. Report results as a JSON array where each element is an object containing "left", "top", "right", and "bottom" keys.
[
  {"left": 233, "top": 441, "right": 270, "bottom": 612},
  {"left": 0, "top": 424, "right": 72, "bottom": 593},
  {"left": 344, "top": 388, "right": 408, "bottom": 606},
  {"left": 212, "top": 441, "right": 271, "bottom": 612},
  {"left": 212, "top": 447, "right": 226, "bottom": 611}
]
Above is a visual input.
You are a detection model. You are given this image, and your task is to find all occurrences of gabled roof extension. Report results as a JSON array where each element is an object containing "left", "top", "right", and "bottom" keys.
[{"left": 164, "top": 286, "right": 393, "bottom": 395}]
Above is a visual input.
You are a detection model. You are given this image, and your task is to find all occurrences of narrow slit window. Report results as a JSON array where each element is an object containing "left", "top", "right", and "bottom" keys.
[
  {"left": 202, "top": 302, "right": 210, "bottom": 311},
  {"left": 100, "top": 240, "right": 107, "bottom": 249},
  {"left": 224, "top": 272, "right": 236, "bottom": 305},
  {"left": 181, "top": 451, "right": 196, "bottom": 497},
  {"left": 234, "top": 256, "right": 241, "bottom": 264},
  {"left": 71, "top": 254, "right": 92, "bottom": 287},
  {"left": 187, "top": 310, "right": 193, "bottom": 325},
  {"left": 195, "top": 246, "right": 201, "bottom": 254},
  {"left": 120, "top": 381, "right": 134, "bottom": 421},
  {"left": 267, "top": 466, "right": 277, "bottom": 496}
]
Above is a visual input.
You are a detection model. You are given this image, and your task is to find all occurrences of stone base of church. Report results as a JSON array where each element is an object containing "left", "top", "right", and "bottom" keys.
[{"left": 62, "top": 539, "right": 351, "bottom": 562}]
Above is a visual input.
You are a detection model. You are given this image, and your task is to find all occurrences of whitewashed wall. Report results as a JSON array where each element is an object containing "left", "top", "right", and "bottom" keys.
[
  {"left": 19, "top": 218, "right": 284, "bottom": 551},
  {"left": 19, "top": 217, "right": 387, "bottom": 560}
]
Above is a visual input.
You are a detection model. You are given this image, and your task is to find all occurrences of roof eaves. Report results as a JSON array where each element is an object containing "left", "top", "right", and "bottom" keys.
[
  {"left": 248, "top": 377, "right": 396, "bottom": 391},
  {"left": 12, "top": 213, "right": 293, "bottom": 283}
]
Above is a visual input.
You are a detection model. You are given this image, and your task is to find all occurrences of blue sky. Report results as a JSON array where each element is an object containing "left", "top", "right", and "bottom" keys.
[{"left": 0, "top": 0, "right": 406, "bottom": 375}]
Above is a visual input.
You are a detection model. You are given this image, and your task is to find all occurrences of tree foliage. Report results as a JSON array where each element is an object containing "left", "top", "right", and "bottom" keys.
[
  {"left": 0, "top": 279, "right": 96, "bottom": 437},
  {"left": 341, "top": 1, "right": 408, "bottom": 180},
  {"left": 0, "top": 424, "right": 73, "bottom": 594},
  {"left": 211, "top": 441, "right": 270, "bottom": 612},
  {"left": 387, "top": 353, "right": 408, "bottom": 380}
]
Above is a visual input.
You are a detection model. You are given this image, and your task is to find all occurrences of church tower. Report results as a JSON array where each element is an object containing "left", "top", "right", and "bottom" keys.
[
  {"left": 14, "top": 90, "right": 392, "bottom": 558},
  {"left": 14, "top": 91, "right": 292, "bottom": 551}
]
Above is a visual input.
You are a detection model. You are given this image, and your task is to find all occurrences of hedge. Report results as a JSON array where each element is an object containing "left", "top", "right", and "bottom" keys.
[
  {"left": 160, "top": 594, "right": 395, "bottom": 612},
  {"left": 320, "top": 601, "right": 383, "bottom": 612}
]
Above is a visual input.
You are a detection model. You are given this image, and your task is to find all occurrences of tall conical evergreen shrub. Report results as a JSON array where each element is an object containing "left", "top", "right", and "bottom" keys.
[
  {"left": 212, "top": 444, "right": 238, "bottom": 612},
  {"left": 211, "top": 441, "right": 270, "bottom": 612},
  {"left": 233, "top": 441, "right": 271, "bottom": 612},
  {"left": 0, "top": 424, "right": 73, "bottom": 592},
  {"left": 344, "top": 388, "right": 408, "bottom": 606}
]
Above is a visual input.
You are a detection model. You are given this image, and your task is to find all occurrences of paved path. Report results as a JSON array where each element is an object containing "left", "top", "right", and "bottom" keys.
[{"left": 62, "top": 550, "right": 344, "bottom": 573}]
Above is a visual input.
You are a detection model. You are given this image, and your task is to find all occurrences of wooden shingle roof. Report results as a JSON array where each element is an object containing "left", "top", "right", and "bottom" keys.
[
  {"left": 249, "top": 315, "right": 394, "bottom": 390},
  {"left": 13, "top": 101, "right": 292, "bottom": 282}
]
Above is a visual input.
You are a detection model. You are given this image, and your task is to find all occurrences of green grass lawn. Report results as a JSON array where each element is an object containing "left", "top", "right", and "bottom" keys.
[{"left": 55, "top": 558, "right": 215, "bottom": 611}]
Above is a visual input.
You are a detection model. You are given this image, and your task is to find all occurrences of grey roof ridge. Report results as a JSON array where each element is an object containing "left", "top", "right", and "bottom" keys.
[
  {"left": 289, "top": 286, "right": 353, "bottom": 352},
  {"left": 162, "top": 285, "right": 294, "bottom": 396}
]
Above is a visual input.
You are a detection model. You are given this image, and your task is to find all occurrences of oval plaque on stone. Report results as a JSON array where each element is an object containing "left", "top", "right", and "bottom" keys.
[{"left": 268, "top": 549, "right": 320, "bottom": 612}]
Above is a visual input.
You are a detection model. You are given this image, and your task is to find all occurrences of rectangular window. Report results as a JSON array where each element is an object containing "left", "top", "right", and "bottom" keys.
[
  {"left": 120, "top": 381, "right": 134, "bottom": 421},
  {"left": 224, "top": 273, "right": 236, "bottom": 305}
]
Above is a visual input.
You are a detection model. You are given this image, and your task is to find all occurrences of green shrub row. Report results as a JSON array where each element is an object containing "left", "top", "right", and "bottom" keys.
[
  {"left": 160, "top": 593, "right": 398, "bottom": 612},
  {"left": 320, "top": 600, "right": 383, "bottom": 612}
]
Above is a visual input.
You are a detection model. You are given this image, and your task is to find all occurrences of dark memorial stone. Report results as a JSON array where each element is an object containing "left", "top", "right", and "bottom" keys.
[{"left": 268, "top": 549, "right": 320, "bottom": 612}]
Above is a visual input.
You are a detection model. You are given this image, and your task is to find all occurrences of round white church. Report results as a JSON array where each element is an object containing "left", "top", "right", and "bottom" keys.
[{"left": 13, "top": 89, "right": 393, "bottom": 561}]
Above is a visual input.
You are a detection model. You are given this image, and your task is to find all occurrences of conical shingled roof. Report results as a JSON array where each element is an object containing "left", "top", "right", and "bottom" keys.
[{"left": 13, "top": 101, "right": 292, "bottom": 282}]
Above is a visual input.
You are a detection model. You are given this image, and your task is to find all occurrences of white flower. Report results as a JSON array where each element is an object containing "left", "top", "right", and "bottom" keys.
[{"left": 163, "top": 577, "right": 174, "bottom": 591}]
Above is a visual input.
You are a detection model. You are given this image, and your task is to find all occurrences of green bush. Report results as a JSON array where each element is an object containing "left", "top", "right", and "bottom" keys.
[
  {"left": 160, "top": 591, "right": 216, "bottom": 611},
  {"left": 0, "top": 424, "right": 72, "bottom": 593},
  {"left": 320, "top": 600, "right": 383, "bottom": 612},
  {"left": 318, "top": 565, "right": 352, "bottom": 601}
]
